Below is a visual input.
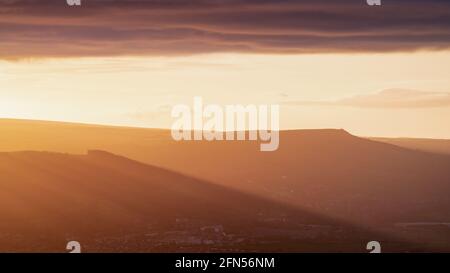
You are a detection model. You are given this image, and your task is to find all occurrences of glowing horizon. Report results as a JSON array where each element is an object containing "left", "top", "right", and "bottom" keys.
[
  {"left": 1, "top": 51, "right": 450, "bottom": 138},
  {"left": 1, "top": 0, "right": 450, "bottom": 138}
]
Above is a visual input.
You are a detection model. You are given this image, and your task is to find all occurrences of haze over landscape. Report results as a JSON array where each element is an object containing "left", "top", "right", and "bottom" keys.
[
  {"left": 0, "top": 0, "right": 450, "bottom": 252},
  {"left": 0, "top": 119, "right": 450, "bottom": 252}
]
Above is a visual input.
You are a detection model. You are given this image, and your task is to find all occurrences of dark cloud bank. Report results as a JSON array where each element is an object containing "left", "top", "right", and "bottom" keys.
[{"left": 0, "top": 0, "right": 449, "bottom": 58}]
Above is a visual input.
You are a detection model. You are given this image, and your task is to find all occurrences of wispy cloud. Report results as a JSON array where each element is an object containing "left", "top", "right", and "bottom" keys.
[
  {"left": 124, "top": 104, "right": 172, "bottom": 122},
  {"left": 0, "top": 0, "right": 449, "bottom": 59},
  {"left": 284, "top": 89, "right": 450, "bottom": 108}
]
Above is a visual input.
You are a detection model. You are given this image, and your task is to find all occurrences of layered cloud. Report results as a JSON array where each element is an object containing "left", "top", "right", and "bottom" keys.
[
  {"left": 285, "top": 89, "right": 450, "bottom": 108},
  {"left": 0, "top": 0, "right": 449, "bottom": 59}
]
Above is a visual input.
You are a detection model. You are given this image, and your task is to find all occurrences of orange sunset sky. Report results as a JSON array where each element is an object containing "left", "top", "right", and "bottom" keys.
[{"left": 1, "top": 0, "right": 449, "bottom": 138}]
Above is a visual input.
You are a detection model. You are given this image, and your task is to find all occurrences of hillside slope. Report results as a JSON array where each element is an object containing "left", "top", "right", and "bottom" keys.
[
  {"left": 1, "top": 119, "right": 450, "bottom": 251},
  {"left": 371, "top": 137, "right": 450, "bottom": 155},
  {"left": 1, "top": 119, "right": 449, "bottom": 225},
  {"left": 0, "top": 150, "right": 381, "bottom": 252}
]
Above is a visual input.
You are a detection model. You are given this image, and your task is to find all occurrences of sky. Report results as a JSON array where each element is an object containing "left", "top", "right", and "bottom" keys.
[{"left": 0, "top": 0, "right": 450, "bottom": 138}]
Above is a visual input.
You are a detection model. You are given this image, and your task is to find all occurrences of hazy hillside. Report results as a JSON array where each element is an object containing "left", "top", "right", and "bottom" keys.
[
  {"left": 1, "top": 119, "right": 450, "bottom": 251},
  {"left": 1, "top": 119, "right": 450, "bottom": 225},
  {"left": 0, "top": 150, "right": 386, "bottom": 253},
  {"left": 371, "top": 137, "right": 450, "bottom": 155}
]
